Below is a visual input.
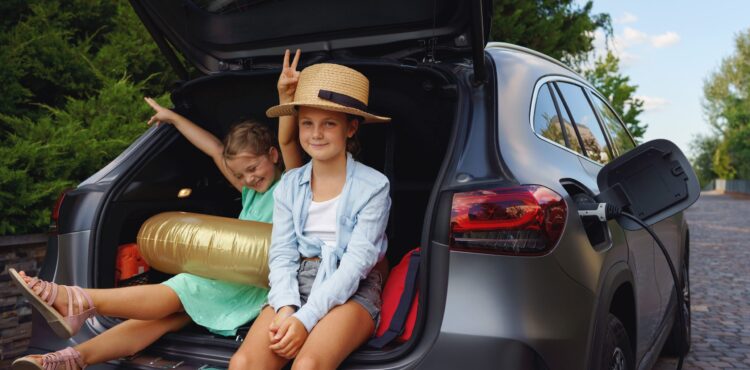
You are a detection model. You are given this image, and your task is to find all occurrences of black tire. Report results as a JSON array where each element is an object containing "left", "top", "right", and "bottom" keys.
[
  {"left": 662, "top": 245, "right": 691, "bottom": 356},
  {"left": 599, "top": 314, "right": 634, "bottom": 370}
]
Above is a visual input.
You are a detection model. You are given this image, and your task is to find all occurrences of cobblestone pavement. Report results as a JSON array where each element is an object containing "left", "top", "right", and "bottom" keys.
[{"left": 654, "top": 192, "right": 750, "bottom": 370}]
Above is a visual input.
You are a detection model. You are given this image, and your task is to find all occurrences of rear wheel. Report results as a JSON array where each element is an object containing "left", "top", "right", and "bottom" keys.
[
  {"left": 599, "top": 314, "right": 634, "bottom": 370},
  {"left": 662, "top": 245, "right": 691, "bottom": 356}
]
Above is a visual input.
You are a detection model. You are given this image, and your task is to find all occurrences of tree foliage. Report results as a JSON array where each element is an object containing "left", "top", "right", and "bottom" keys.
[
  {"left": 695, "top": 30, "right": 750, "bottom": 181},
  {"left": 689, "top": 134, "right": 720, "bottom": 188},
  {"left": 489, "top": 0, "right": 612, "bottom": 66},
  {"left": 583, "top": 51, "right": 647, "bottom": 141},
  {"left": 0, "top": 0, "right": 173, "bottom": 235},
  {"left": 0, "top": 77, "right": 167, "bottom": 234},
  {"left": 489, "top": 1, "right": 646, "bottom": 142}
]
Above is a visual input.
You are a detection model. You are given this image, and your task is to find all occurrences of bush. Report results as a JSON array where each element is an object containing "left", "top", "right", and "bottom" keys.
[
  {"left": 0, "top": 75, "right": 167, "bottom": 235},
  {"left": 0, "top": 0, "right": 175, "bottom": 235}
]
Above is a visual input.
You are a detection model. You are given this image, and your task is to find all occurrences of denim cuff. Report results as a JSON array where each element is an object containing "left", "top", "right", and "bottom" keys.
[{"left": 293, "top": 307, "right": 321, "bottom": 333}]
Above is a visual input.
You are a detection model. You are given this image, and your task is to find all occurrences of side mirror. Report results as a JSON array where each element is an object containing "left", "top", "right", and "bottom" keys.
[{"left": 594, "top": 139, "right": 700, "bottom": 231}]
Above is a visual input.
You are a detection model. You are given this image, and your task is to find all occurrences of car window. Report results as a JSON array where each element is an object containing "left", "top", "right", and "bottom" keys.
[
  {"left": 590, "top": 93, "right": 636, "bottom": 155},
  {"left": 549, "top": 85, "right": 585, "bottom": 155},
  {"left": 555, "top": 82, "right": 613, "bottom": 163},
  {"left": 533, "top": 84, "right": 566, "bottom": 147}
]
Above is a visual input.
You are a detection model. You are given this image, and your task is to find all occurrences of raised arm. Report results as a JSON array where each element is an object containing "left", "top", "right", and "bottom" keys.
[
  {"left": 277, "top": 49, "right": 304, "bottom": 171},
  {"left": 145, "top": 97, "right": 243, "bottom": 192}
]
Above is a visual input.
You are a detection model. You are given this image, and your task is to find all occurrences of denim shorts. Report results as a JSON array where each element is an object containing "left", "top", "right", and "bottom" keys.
[{"left": 297, "top": 259, "right": 383, "bottom": 325}]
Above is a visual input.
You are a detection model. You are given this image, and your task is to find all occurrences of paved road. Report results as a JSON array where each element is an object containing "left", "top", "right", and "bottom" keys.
[{"left": 654, "top": 192, "right": 750, "bottom": 370}]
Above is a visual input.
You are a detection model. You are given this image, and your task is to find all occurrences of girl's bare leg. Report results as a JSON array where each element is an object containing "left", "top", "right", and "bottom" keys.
[
  {"left": 19, "top": 313, "right": 191, "bottom": 369},
  {"left": 230, "top": 306, "right": 289, "bottom": 370},
  {"left": 76, "top": 313, "right": 192, "bottom": 365},
  {"left": 85, "top": 284, "right": 184, "bottom": 319},
  {"left": 291, "top": 301, "right": 374, "bottom": 370},
  {"left": 17, "top": 271, "right": 182, "bottom": 320}
]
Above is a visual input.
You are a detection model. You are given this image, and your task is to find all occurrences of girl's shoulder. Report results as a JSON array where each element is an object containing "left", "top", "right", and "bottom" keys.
[
  {"left": 281, "top": 162, "right": 311, "bottom": 183},
  {"left": 274, "top": 162, "right": 311, "bottom": 196},
  {"left": 351, "top": 160, "right": 389, "bottom": 188}
]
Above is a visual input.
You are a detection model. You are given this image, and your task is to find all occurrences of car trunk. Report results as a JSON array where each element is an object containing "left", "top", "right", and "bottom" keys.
[{"left": 92, "top": 60, "right": 460, "bottom": 366}]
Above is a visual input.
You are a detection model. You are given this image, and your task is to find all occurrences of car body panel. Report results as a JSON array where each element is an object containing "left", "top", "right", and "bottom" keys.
[{"left": 435, "top": 251, "right": 595, "bottom": 369}]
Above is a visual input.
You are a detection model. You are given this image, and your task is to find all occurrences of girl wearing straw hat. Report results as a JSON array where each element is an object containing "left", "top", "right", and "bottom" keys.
[{"left": 230, "top": 57, "right": 392, "bottom": 369}]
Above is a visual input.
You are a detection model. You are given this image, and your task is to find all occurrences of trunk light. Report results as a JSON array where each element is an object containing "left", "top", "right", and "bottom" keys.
[
  {"left": 450, "top": 185, "right": 566, "bottom": 256},
  {"left": 178, "top": 188, "right": 192, "bottom": 198}
]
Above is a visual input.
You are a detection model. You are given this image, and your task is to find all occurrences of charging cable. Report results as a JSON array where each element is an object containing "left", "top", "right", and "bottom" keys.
[{"left": 576, "top": 195, "right": 686, "bottom": 370}]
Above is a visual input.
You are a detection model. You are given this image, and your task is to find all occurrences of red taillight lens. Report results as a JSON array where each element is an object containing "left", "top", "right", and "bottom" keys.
[
  {"left": 450, "top": 185, "right": 566, "bottom": 256},
  {"left": 49, "top": 189, "right": 70, "bottom": 234}
]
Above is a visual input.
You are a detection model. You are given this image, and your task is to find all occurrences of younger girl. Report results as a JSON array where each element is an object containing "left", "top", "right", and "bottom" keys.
[
  {"left": 230, "top": 63, "right": 391, "bottom": 370},
  {"left": 10, "top": 50, "right": 305, "bottom": 370}
]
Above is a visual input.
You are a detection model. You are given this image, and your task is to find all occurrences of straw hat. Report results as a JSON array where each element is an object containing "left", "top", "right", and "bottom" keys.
[{"left": 266, "top": 63, "right": 391, "bottom": 123}]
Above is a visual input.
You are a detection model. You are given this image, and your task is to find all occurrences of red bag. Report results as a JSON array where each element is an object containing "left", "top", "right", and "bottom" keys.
[
  {"left": 115, "top": 243, "right": 150, "bottom": 286},
  {"left": 370, "top": 248, "right": 420, "bottom": 348}
]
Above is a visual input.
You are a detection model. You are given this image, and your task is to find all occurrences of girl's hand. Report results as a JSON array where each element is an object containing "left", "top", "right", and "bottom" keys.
[
  {"left": 268, "top": 306, "right": 295, "bottom": 342},
  {"left": 277, "top": 49, "right": 301, "bottom": 104},
  {"left": 269, "top": 316, "right": 308, "bottom": 359},
  {"left": 144, "top": 97, "right": 178, "bottom": 126}
]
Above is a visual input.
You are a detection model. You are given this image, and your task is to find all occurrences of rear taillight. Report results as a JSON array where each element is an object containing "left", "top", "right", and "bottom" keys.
[
  {"left": 450, "top": 185, "right": 566, "bottom": 256},
  {"left": 49, "top": 189, "right": 70, "bottom": 234}
]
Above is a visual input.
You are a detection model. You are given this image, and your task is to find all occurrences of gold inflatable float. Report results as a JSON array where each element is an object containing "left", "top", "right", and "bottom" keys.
[{"left": 136, "top": 212, "right": 272, "bottom": 288}]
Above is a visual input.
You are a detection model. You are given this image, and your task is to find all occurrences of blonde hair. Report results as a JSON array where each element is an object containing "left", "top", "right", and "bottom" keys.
[{"left": 222, "top": 120, "right": 277, "bottom": 160}]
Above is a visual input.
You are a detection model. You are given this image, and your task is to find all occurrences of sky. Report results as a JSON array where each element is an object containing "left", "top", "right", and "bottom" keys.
[{"left": 579, "top": 0, "right": 749, "bottom": 156}]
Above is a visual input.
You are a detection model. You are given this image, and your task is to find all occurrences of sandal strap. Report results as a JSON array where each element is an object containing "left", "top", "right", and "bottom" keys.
[
  {"left": 28, "top": 277, "right": 58, "bottom": 306},
  {"left": 41, "top": 347, "right": 86, "bottom": 370},
  {"left": 66, "top": 286, "right": 93, "bottom": 317}
]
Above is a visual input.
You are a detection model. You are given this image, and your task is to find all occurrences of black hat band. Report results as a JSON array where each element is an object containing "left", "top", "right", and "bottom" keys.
[{"left": 318, "top": 90, "right": 368, "bottom": 111}]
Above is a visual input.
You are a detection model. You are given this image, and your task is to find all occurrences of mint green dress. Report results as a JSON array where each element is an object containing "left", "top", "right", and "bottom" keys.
[{"left": 162, "top": 180, "right": 280, "bottom": 336}]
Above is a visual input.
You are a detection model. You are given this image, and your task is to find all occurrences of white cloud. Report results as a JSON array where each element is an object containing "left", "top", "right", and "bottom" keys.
[
  {"left": 622, "top": 27, "right": 648, "bottom": 46},
  {"left": 615, "top": 12, "right": 638, "bottom": 25},
  {"left": 634, "top": 95, "right": 670, "bottom": 111},
  {"left": 651, "top": 32, "right": 681, "bottom": 48},
  {"left": 590, "top": 29, "right": 639, "bottom": 67},
  {"left": 589, "top": 27, "right": 681, "bottom": 68}
]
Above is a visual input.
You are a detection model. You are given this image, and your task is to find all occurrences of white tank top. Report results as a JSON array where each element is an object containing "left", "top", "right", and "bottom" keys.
[{"left": 303, "top": 194, "right": 340, "bottom": 247}]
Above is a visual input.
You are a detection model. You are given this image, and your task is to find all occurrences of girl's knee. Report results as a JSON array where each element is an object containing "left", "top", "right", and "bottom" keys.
[
  {"left": 230, "top": 352, "right": 283, "bottom": 370},
  {"left": 228, "top": 352, "right": 250, "bottom": 370},
  {"left": 291, "top": 354, "right": 324, "bottom": 370}
]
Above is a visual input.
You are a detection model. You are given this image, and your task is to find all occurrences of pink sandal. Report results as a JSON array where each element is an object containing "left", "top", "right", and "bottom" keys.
[
  {"left": 9, "top": 268, "right": 97, "bottom": 338},
  {"left": 12, "top": 347, "right": 86, "bottom": 370}
]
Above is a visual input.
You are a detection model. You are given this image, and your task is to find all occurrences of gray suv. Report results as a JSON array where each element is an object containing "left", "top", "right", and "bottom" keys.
[{"left": 29, "top": 1, "right": 690, "bottom": 369}]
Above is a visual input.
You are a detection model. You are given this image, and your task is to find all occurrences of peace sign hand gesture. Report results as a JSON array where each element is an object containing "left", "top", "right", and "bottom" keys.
[{"left": 278, "top": 49, "right": 301, "bottom": 104}]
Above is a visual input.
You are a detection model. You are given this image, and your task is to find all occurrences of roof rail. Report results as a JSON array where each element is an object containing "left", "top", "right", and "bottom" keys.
[{"left": 485, "top": 42, "right": 583, "bottom": 78}]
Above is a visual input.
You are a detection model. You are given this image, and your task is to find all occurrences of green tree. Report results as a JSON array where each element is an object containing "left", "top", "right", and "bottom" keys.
[
  {"left": 690, "top": 134, "right": 720, "bottom": 187},
  {"left": 584, "top": 51, "right": 647, "bottom": 141},
  {"left": 0, "top": 0, "right": 175, "bottom": 235},
  {"left": 489, "top": 0, "right": 611, "bottom": 65},
  {"left": 0, "top": 74, "right": 168, "bottom": 235},
  {"left": 0, "top": 0, "right": 173, "bottom": 121},
  {"left": 489, "top": 1, "right": 648, "bottom": 142},
  {"left": 699, "top": 30, "right": 750, "bottom": 180}
]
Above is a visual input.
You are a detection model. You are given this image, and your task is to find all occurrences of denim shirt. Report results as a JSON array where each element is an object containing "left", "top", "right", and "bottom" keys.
[{"left": 267, "top": 153, "right": 391, "bottom": 332}]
